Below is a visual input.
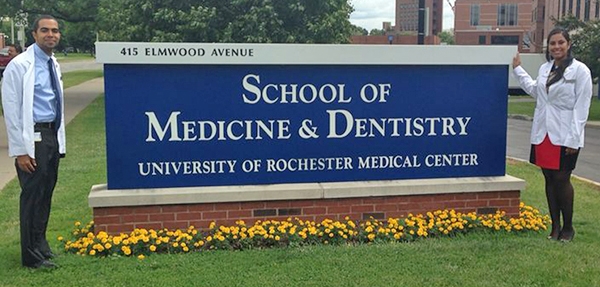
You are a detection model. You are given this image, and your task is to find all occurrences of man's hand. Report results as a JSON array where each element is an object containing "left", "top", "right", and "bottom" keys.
[
  {"left": 16, "top": 155, "right": 36, "bottom": 173},
  {"left": 565, "top": 148, "right": 578, "bottom": 155},
  {"left": 512, "top": 53, "right": 521, "bottom": 69}
]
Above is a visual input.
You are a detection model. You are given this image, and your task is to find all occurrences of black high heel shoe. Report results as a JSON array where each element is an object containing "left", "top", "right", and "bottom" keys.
[
  {"left": 547, "top": 227, "right": 560, "bottom": 240},
  {"left": 558, "top": 228, "right": 575, "bottom": 242},
  {"left": 547, "top": 232, "right": 560, "bottom": 240}
]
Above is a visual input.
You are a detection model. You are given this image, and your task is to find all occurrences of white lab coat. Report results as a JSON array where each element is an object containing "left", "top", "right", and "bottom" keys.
[
  {"left": 513, "top": 59, "right": 592, "bottom": 149},
  {"left": 1, "top": 45, "right": 66, "bottom": 158}
]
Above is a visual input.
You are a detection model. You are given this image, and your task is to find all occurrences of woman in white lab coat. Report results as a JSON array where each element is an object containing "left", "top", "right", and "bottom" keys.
[{"left": 512, "top": 27, "right": 593, "bottom": 242}]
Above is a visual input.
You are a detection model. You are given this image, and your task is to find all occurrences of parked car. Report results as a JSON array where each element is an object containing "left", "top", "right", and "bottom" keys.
[{"left": 0, "top": 47, "right": 11, "bottom": 74}]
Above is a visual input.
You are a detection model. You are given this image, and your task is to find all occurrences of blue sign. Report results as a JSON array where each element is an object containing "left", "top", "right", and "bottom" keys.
[{"left": 103, "top": 63, "right": 508, "bottom": 189}]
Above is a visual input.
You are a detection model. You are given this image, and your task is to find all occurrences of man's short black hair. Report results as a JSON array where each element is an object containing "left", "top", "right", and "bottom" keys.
[{"left": 32, "top": 15, "right": 58, "bottom": 32}]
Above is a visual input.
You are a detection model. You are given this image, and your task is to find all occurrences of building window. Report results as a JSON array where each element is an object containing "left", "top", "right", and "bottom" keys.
[
  {"left": 563, "top": 0, "right": 567, "bottom": 16},
  {"left": 479, "top": 35, "right": 486, "bottom": 44},
  {"left": 497, "top": 4, "right": 518, "bottom": 26},
  {"left": 585, "top": 0, "right": 591, "bottom": 20},
  {"left": 569, "top": 0, "right": 574, "bottom": 14},
  {"left": 491, "top": 35, "right": 519, "bottom": 45},
  {"left": 576, "top": 0, "right": 581, "bottom": 17},
  {"left": 596, "top": 0, "right": 599, "bottom": 18},
  {"left": 542, "top": 29, "right": 544, "bottom": 40},
  {"left": 543, "top": 6, "right": 546, "bottom": 19},
  {"left": 397, "top": 3, "right": 420, "bottom": 32},
  {"left": 471, "top": 4, "right": 480, "bottom": 26}
]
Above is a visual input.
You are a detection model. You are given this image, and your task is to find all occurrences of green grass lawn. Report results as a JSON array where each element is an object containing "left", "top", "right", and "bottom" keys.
[
  {"left": 508, "top": 96, "right": 600, "bottom": 121},
  {"left": 0, "top": 93, "right": 599, "bottom": 286},
  {"left": 62, "top": 70, "right": 103, "bottom": 89}
]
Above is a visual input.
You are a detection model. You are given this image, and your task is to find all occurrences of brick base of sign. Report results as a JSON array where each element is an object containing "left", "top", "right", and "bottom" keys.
[{"left": 92, "top": 190, "right": 521, "bottom": 234}]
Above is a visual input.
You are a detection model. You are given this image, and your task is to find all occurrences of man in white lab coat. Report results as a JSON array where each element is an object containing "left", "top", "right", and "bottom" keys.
[{"left": 1, "top": 15, "right": 66, "bottom": 268}]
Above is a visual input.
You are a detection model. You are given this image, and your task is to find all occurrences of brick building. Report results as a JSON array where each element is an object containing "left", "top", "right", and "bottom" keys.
[
  {"left": 454, "top": 0, "right": 534, "bottom": 52},
  {"left": 530, "top": 0, "right": 600, "bottom": 52},
  {"left": 396, "top": 0, "right": 444, "bottom": 36},
  {"left": 351, "top": 0, "right": 444, "bottom": 45},
  {"left": 454, "top": 0, "right": 600, "bottom": 53}
]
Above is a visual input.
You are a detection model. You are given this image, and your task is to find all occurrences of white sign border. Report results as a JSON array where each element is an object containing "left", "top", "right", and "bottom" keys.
[{"left": 95, "top": 42, "right": 517, "bottom": 65}]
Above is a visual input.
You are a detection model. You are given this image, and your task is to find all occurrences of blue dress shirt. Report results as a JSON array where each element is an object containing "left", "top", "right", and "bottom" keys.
[{"left": 32, "top": 44, "right": 58, "bottom": 123}]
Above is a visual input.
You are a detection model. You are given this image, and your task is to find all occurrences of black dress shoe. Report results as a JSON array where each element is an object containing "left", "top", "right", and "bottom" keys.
[
  {"left": 38, "top": 260, "right": 58, "bottom": 269},
  {"left": 29, "top": 260, "right": 58, "bottom": 269},
  {"left": 43, "top": 251, "right": 56, "bottom": 259}
]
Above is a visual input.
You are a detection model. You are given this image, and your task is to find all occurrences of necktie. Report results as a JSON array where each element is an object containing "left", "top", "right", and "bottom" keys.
[{"left": 47, "top": 59, "right": 62, "bottom": 129}]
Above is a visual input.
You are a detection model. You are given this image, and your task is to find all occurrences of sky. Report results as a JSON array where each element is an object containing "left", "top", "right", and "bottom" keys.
[{"left": 349, "top": 0, "right": 455, "bottom": 31}]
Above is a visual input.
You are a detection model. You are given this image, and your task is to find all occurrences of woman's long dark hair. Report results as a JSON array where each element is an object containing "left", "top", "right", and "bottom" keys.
[{"left": 545, "top": 27, "right": 574, "bottom": 88}]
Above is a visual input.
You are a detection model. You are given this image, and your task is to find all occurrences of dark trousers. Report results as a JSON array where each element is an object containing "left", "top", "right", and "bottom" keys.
[{"left": 17, "top": 126, "right": 60, "bottom": 267}]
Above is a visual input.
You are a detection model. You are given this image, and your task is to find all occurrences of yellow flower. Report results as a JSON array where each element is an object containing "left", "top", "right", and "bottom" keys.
[
  {"left": 149, "top": 245, "right": 157, "bottom": 252},
  {"left": 89, "top": 250, "right": 96, "bottom": 256},
  {"left": 137, "top": 254, "right": 145, "bottom": 260},
  {"left": 57, "top": 236, "right": 64, "bottom": 241}
]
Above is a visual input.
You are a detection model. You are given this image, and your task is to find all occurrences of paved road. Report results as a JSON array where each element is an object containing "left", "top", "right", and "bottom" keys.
[
  {"left": 507, "top": 118, "right": 600, "bottom": 184},
  {"left": 60, "top": 59, "right": 103, "bottom": 73}
]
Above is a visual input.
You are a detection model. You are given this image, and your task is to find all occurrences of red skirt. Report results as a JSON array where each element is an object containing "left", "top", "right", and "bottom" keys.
[{"left": 529, "top": 134, "right": 579, "bottom": 170}]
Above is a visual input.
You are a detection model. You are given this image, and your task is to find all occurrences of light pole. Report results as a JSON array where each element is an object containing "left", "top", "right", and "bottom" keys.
[
  {"left": 14, "top": 11, "right": 27, "bottom": 48},
  {"left": 418, "top": 0, "right": 425, "bottom": 45},
  {"left": 11, "top": 17, "right": 15, "bottom": 44}
]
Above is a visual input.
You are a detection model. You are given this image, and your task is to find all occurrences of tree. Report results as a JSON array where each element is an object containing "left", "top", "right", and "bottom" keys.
[
  {"left": 554, "top": 16, "right": 600, "bottom": 83},
  {"left": 350, "top": 24, "right": 368, "bottom": 36},
  {"left": 550, "top": 14, "right": 586, "bottom": 31},
  {"left": 437, "top": 30, "right": 454, "bottom": 45},
  {"left": 97, "top": 0, "right": 354, "bottom": 43},
  {"left": 97, "top": 0, "right": 212, "bottom": 42},
  {"left": 571, "top": 21, "right": 600, "bottom": 82},
  {"left": 61, "top": 21, "right": 96, "bottom": 53},
  {"left": 0, "top": 0, "right": 100, "bottom": 49},
  {"left": 0, "top": 0, "right": 99, "bottom": 23},
  {"left": 369, "top": 29, "right": 385, "bottom": 36}
]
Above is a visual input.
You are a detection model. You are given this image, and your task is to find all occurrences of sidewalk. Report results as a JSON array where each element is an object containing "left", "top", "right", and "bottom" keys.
[
  {"left": 508, "top": 97, "right": 600, "bottom": 128},
  {"left": 509, "top": 114, "right": 600, "bottom": 128},
  {"left": 0, "top": 77, "right": 104, "bottom": 190}
]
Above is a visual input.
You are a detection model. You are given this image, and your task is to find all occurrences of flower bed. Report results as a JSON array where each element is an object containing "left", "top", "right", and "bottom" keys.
[{"left": 60, "top": 202, "right": 549, "bottom": 259}]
